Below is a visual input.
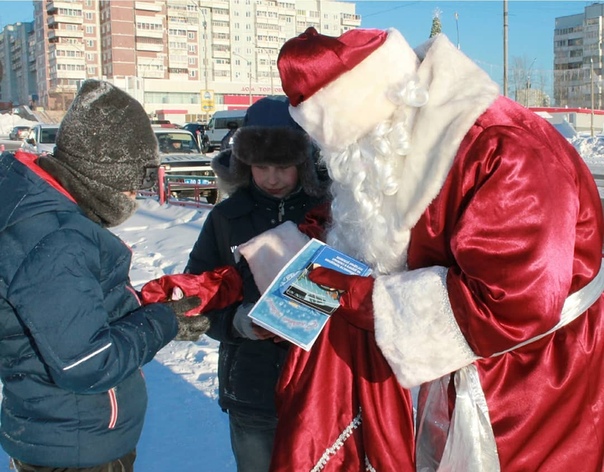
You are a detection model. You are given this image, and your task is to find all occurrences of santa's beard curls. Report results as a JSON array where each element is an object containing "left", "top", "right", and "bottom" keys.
[{"left": 323, "top": 107, "right": 416, "bottom": 276}]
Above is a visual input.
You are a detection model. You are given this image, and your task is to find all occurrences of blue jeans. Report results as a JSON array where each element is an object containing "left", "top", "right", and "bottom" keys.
[{"left": 229, "top": 410, "right": 278, "bottom": 472}]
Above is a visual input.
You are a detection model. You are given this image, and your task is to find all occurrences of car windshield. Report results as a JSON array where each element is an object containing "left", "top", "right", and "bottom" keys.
[
  {"left": 157, "top": 132, "right": 200, "bottom": 154},
  {"left": 40, "top": 128, "right": 58, "bottom": 144}
]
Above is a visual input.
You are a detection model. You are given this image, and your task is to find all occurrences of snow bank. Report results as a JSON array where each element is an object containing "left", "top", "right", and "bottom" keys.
[{"left": 0, "top": 113, "right": 38, "bottom": 136}]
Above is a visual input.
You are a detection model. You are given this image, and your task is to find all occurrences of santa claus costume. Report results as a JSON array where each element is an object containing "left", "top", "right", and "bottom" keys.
[{"left": 242, "top": 27, "right": 604, "bottom": 471}]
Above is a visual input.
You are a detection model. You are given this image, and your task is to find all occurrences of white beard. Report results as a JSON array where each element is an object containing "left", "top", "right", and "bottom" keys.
[{"left": 323, "top": 108, "right": 415, "bottom": 276}]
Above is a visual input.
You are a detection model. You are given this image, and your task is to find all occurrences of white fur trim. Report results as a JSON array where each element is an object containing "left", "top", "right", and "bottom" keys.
[
  {"left": 391, "top": 35, "right": 500, "bottom": 238},
  {"left": 237, "top": 221, "right": 310, "bottom": 294},
  {"left": 373, "top": 266, "right": 479, "bottom": 388},
  {"left": 289, "top": 28, "right": 418, "bottom": 152}
]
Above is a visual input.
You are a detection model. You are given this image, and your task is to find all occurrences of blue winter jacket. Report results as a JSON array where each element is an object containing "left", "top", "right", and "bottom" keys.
[{"left": 0, "top": 151, "right": 178, "bottom": 467}]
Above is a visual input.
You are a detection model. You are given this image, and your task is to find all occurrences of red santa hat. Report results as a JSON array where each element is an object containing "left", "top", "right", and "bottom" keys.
[{"left": 277, "top": 27, "right": 419, "bottom": 152}]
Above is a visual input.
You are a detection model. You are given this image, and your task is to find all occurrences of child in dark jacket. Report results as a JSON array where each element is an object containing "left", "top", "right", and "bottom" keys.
[
  {"left": 0, "top": 80, "right": 206, "bottom": 472},
  {"left": 185, "top": 95, "right": 327, "bottom": 472}
]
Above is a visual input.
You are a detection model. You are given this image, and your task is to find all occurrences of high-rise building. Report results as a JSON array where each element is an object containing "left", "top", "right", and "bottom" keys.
[
  {"left": 0, "top": 21, "right": 36, "bottom": 109},
  {"left": 23, "top": 0, "right": 360, "bottom": 121},
  {"left": 554, "top": 3, "right": 604, "bottom": 108}
]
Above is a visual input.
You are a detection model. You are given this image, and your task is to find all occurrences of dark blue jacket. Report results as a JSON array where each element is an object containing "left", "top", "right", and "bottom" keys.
[
  {"left": 185, "top": 185, "right": 323, "bottom": 416},
  {"left": 0, "top": 152, "right": 178, "bottom": 467}
]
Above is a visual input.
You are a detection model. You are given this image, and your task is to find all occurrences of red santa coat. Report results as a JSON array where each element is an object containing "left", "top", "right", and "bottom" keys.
[
  {"left": 372, "top": 96, "right": 604, "bottom": 471},
  {"left": 269, "top": 35, "right": 604, "bottom": 472},
  {"left": 271, "top": 97, "right": 604, "bottom": 472},
  {"left": 272, "top": 35, "right": 604, "bottom": 472}
]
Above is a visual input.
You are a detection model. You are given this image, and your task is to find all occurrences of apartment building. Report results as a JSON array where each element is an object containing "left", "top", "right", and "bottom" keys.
[
  {"left": 0, "top": 21, "right": 37, "bottom": 109},
  {"left": 554, "top": 3, "right": 604, "bottom": 108},
  {"left": 5, "top": 0, "right": 360, "bottom": 121}
]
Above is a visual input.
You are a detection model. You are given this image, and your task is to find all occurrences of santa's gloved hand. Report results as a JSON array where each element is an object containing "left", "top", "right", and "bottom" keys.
[
  {"left": 308, "top": 267, "right": 375, "bottom": 332},
  {"left": 232, "top": 303, "right": 260, "bottom": 340}
]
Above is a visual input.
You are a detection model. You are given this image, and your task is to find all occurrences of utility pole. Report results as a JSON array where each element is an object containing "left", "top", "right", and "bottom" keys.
[
  {"left": 526, "top": 57, "right": 536, "bottom": 107},
  {"left": 591, "top": 57, "right": 595, "bottom": 137},
  {"left": 503, "top": 0, "right": 508, "bottom": 97},
  {"left": 455, "top": 12, "right": 460, "bottom": 49},
  {"left": 201, "top": 3, "right": 210, "bottom": 123}
]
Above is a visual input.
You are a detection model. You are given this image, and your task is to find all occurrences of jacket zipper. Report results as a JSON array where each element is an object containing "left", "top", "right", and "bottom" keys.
[{"left": 278, "top": 200, "right": 285, "bottom": 222}]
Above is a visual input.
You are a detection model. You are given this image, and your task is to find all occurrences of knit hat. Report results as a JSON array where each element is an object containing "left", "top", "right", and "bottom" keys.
[
  {"left": 277, "top": 27, "right": 419, "bottom": 152},
  {"left": 38, "top": 79, "right": 159, "bottom": 227},
  {"left": 211, "top": 95, "right": 325, "bottom": 197}
]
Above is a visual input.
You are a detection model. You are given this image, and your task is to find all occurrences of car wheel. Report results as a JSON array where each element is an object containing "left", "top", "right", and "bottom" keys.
[{"left": 206, "top": 189, "right": 222, "bottom": 205}]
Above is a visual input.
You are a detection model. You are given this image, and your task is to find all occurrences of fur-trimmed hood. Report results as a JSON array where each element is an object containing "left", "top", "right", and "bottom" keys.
[{"left": 211, "top": 96, "right": 327, "bottom": 197}]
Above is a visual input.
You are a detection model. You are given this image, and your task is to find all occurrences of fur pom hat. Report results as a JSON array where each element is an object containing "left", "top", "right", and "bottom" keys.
[
  {"left": 211, "top": 95, "right": 325, "bottom": 197},
  {"left": 38, "top": 79, "right": 159, "bottom": 227}
]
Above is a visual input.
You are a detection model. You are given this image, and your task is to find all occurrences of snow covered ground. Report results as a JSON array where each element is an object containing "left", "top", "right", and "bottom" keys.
[{"left": 2, "top": 111, "right": 604, "bottom": 471}]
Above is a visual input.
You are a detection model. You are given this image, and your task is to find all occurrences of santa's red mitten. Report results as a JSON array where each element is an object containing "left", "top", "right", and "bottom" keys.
[
  {"left": 308, "top": 267, "right": 375, "bottom": 332},
  {"left": 298, "top": 201, "right": 331, "bottom": 241},
  {"left": 140, "top": 266, "right": 243, "bottom": 317}
]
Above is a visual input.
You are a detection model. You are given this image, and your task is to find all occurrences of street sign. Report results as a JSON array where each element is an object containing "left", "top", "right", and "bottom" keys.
[{"left": 200, "top": 89, "right": 215, "bottom": 113}]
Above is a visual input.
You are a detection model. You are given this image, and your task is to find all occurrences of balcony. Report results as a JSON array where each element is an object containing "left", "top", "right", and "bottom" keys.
[
  {"left": 213, "top": 12, "right": 230, "bottom": 23},
  {"left": 341, "top": 14, "right": 361, "bottom": 28},
  {"left": 213, "top": 36, "right": 230, "bottom": 46},
  {"left": 48, "top": 28, "right": 83, "bottom": 40},
  {"left": 56, "top": 69, "right": 86, "bottom": 80},
  {"left": 135, "top": 1, "right": 163, "bottom": 12},
  {"left": 48, "top": 14, "right": 83, "bottom": 26},
  {"left": 136, "top": 28, "right": 164, "bottom": 39},
  {"left": 214, "top": 49, "right": 230, "bottom": 59},
  {"left": 136, "top": 41, "right": 164, "bottom": 52},
  {"left": 47, "top": 1, "right": 82, "bottom": 14},
  {"left": 213, "top": 24, "right": 229, "bottom": 35}
]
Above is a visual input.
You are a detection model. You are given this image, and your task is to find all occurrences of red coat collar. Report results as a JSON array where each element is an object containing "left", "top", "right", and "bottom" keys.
[{"left": 14, "top": 150, "right": 75, "bottom": 203}]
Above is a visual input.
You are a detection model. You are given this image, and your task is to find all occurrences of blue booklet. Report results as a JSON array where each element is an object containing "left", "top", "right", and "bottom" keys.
[{"left": 248, "top": 238, "right": 372, "bottom": 351}]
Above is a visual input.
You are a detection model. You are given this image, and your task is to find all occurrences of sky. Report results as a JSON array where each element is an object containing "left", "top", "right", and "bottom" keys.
[
  {"left": 0, "top": 0, "right": 596, "bottom": 96},
  {"left": 1, "top": 112, "right": 604, "bottom": 470}
]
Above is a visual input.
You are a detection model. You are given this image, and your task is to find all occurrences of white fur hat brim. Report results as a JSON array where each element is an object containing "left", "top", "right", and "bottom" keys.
[{"left": 289, "top": 28, "right": 419, "bottom": 153}]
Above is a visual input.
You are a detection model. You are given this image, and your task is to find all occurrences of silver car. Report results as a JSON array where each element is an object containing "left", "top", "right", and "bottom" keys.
[
  {"left": 153, "top": 128, "right": 221, "bottom": 204},
  {"left": 21, "top": 124, "right": 59, "bottom": 155}
]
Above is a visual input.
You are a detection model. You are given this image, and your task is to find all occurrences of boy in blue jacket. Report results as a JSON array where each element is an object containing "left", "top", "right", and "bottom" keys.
[{"left": 0, "top": 80, "right": 206, "bottom": 472}]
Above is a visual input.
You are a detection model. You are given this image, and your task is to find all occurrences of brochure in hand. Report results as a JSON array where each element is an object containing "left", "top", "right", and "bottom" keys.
[{"left": 248, "top": 238, "right": 372, "bottom": 351}]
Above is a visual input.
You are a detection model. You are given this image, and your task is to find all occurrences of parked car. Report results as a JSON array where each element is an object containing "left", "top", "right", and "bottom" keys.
[
  {"left": 205, "top": 109, "right": 246, "bottom": 151},
  {"left": 21, "top": 124, "right": 60, "bottom": 155},
  {"left": 9, "top": 125, "right": 31, "bottom": 141},
  {"left": 153, "top": 128, "right": 221, "bottom": 204},
  {"left": 181, "top": 122, "right": 211, "bottom": 153}
]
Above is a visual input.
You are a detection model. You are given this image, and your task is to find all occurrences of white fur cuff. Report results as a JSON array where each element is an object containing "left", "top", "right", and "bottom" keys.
[
  {"left": 373, "top": 266, "right": 478, "bottom": 388},
  {"left": 237, "top": 221, "right": 310, "bottom": 293}
]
